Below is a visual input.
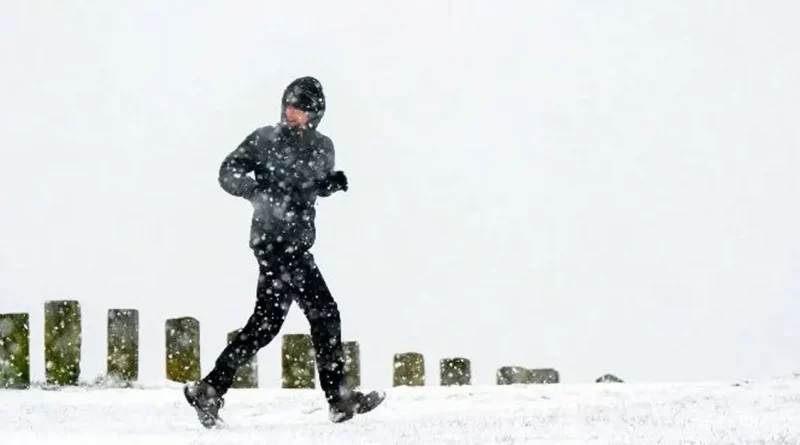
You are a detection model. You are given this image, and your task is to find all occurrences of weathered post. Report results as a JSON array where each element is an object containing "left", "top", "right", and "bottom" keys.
[
  {"left": 0, "top": 313, "right": 30, "bottom": 389},
  {"left": 530, "top": 368, "right": 559, "bottom": 384},
  {"left": 227, "top": 329, "right": 258, "bottom": 388},
  {"left": 393, "top": 352, "right": 425, "bottom": 387},
  {"left": 496, "top": 366, "right": 532, "bottom": 385},
  {"left": 107, "top": 309, "right": 139, "bottom": 383},
  {"left": 282, "top": 334, "right": 315, "bottom": 389},
  {"left": 165, "top": 317, "right": 200, "bottom": 383},
  {"left": 45, "top": 300, "right": 82, "bottom": 386},
  {"left": 440, "top": 357, "right": 471, "bottom": 386},
  {"left": 343, "top": 341, "right": 360, "bottom": 389}
]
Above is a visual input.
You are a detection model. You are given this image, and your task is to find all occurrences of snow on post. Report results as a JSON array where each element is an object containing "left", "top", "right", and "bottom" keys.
[
  {"left": 343, "top": 341, "right": 360, "bottom": 389},
  {"left": 0, "top": 313, "right": 30, "bottom": 389},
  {"left": 107, "top": 309, "right": 139, "bottom": 383},
  {"left": 496, "top": 366, "right": 532, "bottom": 385},
  {"left": 440, "top": 357, "right": 471, "bottom": 386},
  {"left": 44, "top": 300, "right": 82, "bottom": 386},
  {"left": 393, "top": 352, "right": 425, "bottom": 387},
  {"left": 282, "top": 334, "right": 315, "bottom": 389},
  {"left": 227, "top": 329, "right": 258, "bottom": 388},
  {"left": 530, "top": 368, "right": 559, "bottom": 384},
  {"left": 596, "top": 373, "right": 624, "bottom": 383},
  {"left": 165, "top": 317, "right": 200, "bottom": 383}
]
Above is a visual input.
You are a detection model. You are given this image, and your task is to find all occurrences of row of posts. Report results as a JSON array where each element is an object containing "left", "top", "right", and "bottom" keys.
[{"left": 0, "top": 301, "right": 570, "bottom": 389}]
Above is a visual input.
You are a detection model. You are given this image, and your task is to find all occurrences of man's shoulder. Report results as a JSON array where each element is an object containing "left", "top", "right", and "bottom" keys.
[
  {"left": 312, "top": 130, "right": 334, "bottom": 149},
  {"left": 239, "top": 125, "right": 279, "bottom": 151},
  {"left": 253, "top": 125, "right": 278, "bottom": 140}
]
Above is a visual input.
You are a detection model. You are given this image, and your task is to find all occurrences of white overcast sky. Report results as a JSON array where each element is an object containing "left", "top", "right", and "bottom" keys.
[{"left": 1, "top": 1, "right": 798, "bottom": 388}]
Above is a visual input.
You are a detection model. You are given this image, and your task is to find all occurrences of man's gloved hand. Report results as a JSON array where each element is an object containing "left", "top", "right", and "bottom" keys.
[
  {"left": 328, "top": 171, "right": 348, "bottom": 192},
  {"left": 319, "top": 170, "right": 348, "bottom": 195},
  {"left": 243, "top": 185, "right": 270, "bottom": 213},
  {"left": 245, "top": 184, "right": 267, "bottom": 201}
]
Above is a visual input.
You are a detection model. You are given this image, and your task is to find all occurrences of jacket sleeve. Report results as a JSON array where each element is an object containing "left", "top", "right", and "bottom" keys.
[
  {"left": 218, "top": 130, "right": 260, "bottom": 199},
  {"left": 314, "top": 136, "right": 337, "bottom": 197}
]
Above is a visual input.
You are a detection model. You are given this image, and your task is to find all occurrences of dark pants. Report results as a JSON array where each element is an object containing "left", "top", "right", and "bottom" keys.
[{"left": 203, "top": 244, "right": 346, "bottom": 404}]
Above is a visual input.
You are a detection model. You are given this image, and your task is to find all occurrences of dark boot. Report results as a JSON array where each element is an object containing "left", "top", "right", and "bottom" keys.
[
  {"left": 328, "top": 389, "right": 386, "bottom": 423},
  {"left": 183, "top": 380, "right": 225, "bottom": 428}
]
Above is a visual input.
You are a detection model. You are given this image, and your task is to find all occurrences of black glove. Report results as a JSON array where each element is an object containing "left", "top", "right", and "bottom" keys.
[{"left": 320, "top": 170, "right": 348, "bottom": 194}]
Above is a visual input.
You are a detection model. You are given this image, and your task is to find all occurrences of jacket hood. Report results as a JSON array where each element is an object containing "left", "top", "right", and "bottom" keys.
[{"left": 280, "top": 76, "right": 326, "bottom": 130}]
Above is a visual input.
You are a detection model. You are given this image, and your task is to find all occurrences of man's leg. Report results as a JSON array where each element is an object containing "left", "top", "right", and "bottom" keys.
[
  {"left": 289, "top": 251, "right": 347, "bottom": 405},
  {"left": 202, "top": 249, "right": 293, "bottom": 396}
]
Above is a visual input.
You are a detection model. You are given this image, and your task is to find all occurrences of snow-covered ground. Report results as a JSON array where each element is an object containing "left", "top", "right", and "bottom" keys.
[{"left": 2, "top": 378, "right": 799, "bottom": 445}]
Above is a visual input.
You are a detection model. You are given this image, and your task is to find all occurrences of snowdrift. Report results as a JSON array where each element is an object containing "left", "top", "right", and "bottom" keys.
[{"left": 2, "top": 378, "right": 799, "bottom": 444}]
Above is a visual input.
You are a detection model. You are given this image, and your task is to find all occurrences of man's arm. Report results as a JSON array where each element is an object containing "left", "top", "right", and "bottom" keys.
[
  {"left": 315, "top": 136, "right": 347, "bottom": 197},
  {"left": 218, "top": 130, "right": 261, "bottom": 199}
]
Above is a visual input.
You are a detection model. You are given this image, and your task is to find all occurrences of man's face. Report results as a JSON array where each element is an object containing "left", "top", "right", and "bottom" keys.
[{"left": 284, "top": 105, "right": 310, "bottom": 128}]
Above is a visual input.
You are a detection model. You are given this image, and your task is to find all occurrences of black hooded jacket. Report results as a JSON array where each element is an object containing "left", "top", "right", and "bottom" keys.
[{"left": 218, "top": 77, "right": 341, "bottom": 252}]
